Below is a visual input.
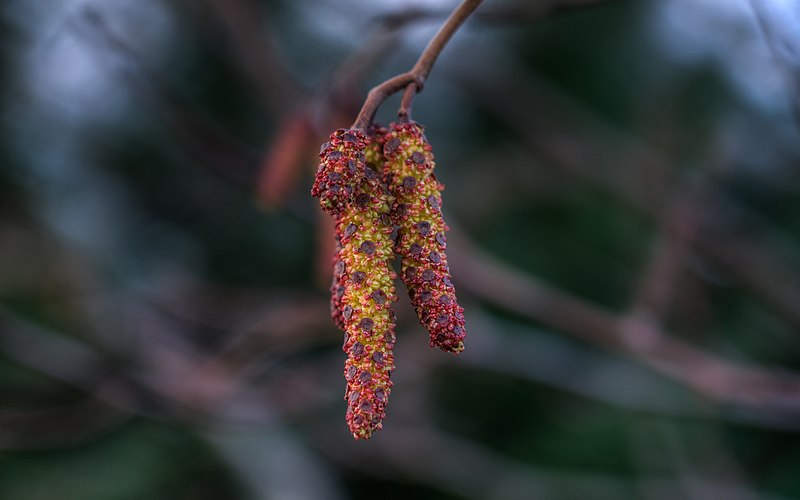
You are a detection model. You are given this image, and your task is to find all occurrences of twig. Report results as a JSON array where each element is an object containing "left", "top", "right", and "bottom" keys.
[
  {"left": 351, "top": 0, "right": 484, "bottom": 129},
  {"left": 350, "top": 71, "right": 417, "bottom": 129},
  {"left": 397, "top": 82, "right": 418, "bottom": 122}
]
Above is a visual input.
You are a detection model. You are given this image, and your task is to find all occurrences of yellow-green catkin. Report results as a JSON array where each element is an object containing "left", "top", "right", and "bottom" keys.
[
  {"left": 382, "top": 121, "right": 466, "bottom": 354},
  {"left": 313, "top": 127, "right": 397, "bottom": 439}
]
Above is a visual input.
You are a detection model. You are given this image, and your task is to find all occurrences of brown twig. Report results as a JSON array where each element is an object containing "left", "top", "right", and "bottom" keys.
[
  {"left": 351, "top": 0, "right": 484, "bottom": 129},
  {"left": 350, "top": 71, "right": 417, "bottom": 130},
  {"left": 397, "top": 82, "right": 418, "bottom": 122}
]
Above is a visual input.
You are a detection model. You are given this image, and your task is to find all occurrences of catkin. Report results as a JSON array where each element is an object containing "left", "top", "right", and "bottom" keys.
[
  {"left": 382, "top": 122, "right": 466, "bottom": 354},
  {"left": 313, "top": 127, "right": 397, "bottom": 439}
]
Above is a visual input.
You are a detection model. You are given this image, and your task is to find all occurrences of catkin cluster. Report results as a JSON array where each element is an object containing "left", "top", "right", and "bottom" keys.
[{"left": 312, "top": 122, "right": 465, "bottom": 439}]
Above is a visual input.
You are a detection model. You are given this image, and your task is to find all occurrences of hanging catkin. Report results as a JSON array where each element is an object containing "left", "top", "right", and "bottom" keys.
[
  {"left": 382, "top": 122, "right": 466, "bottom": 354},
  {"left": 313, "top": 127, "right": 397, "bottom": 439}
]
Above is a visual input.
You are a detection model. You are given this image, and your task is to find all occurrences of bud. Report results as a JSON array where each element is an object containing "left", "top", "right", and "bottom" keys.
[{"left": 383, "top": 122, "right": 466, "bottom": 354}]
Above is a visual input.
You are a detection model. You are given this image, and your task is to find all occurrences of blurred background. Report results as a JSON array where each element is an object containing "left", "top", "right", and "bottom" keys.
[{"left": 2, "top": 0, "right": 800, "bottom": 498}]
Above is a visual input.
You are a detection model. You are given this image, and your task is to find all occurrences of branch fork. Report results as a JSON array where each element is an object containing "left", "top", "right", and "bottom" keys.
[{"left": 351, "top": 0, "right": 483, "bottom": 129}]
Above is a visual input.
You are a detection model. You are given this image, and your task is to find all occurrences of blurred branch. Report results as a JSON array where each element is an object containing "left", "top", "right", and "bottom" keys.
[
  {"left": 628, "top": 421, "right": 769, "bottom": 500},
  {"left": 206, "top": 426, "right": 347, "bottom": 500},
  {"left": 146, "top": 281, "right": 334, "bottom": 377},
  {"left": 447, "top": 227, "right": 800, "bottom": 425},
  {"left": 0, "top": 304, "right": 259, "bottom": 424},
  {"left": 457, "top": 65, "right": 671, "bottom": 216},
  {"left": 457, "top": 62, "right": 800, "bottom": 331},
  {"left": 374, "top": 0, "right": 616, "bottom": 27},
  {"left": 476, "top": 0, "right": 616, "bottom": 23},
  {"left": 316, "top": 425, "right": 786, "bottom": 500},
  {"left": 0, "top": 401, "right": 128, "bottom": 450},
  {"left": 694, "top": 217, "right": 800, "bottom": 328},
  {"left": 460, "top": 310, "right": 706, "bottom": 419},
  {"left": 316, "top": 425, "right": 554, "bottom": 500},
  {"left": 257, "top": 5, "right": 421, "bottom": 210},
  {"left": 192, "top": 0, "right": 303, "bottom": 115},
  {"left": 256, "top": 110, "right": 315, "bottom": 207},
  {"left": 0, "top": 308, "right": 153, "bottom": 417},
  {"left": 254, "top": 1, "right": 423, "bottom": 208},
  {"left": 627, "top": 182, "right": 702, "bottom": 320},
  {"left": 629, "top": 224, "right": 690, "bottom": 321},
  {"left": 747, "top": 0, "right": 800, "bottom": 127},
  {"left": 77, "top": 8, "right": 260, "bottom": 190}
]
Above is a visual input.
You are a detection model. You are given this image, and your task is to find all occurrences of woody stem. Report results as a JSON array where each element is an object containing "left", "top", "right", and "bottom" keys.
[
  {"left": 398, "top": 83, "right": 418, "bottom": 122},
  {"left": 351, "top": 0, "right": 484, "bottom": 129}
]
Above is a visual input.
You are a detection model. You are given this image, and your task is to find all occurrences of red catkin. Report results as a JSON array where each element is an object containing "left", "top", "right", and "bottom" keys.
[{"left": 382, "top": 122, "right": 466, "bottom": 354}]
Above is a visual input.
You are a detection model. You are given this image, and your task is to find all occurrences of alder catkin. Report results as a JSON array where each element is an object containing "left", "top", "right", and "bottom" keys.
[
  {"left": 313, "top": 127, "right": 397, "bottom": 439},
  {"left": 382, "top": 122, "right": 466, "bottom": 354}
]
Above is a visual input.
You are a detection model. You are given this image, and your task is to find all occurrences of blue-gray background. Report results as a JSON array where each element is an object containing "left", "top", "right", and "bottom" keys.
[{"left": 2, "top": 0, "right": 800, "bottom": 499}]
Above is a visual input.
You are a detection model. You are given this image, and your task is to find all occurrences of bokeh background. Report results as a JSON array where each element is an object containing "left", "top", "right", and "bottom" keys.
[{"left": 2, "top": 0, "right": 800, "bottom": 498}]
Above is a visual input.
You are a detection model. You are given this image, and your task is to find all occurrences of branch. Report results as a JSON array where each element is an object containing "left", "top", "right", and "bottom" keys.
[
  {"left": 628, "top": 191, "right": 699, "bottom": 320},
  {"left": 316, "top": 425, "right": 785, "bottom": 500},
  {"left": 456, "top": 62, "right": 800, "bottom": 331},
  {"left": 408, "top": 0, "right": 483, "bottom": 83},
  {"left": 446, "top": 227, "right": 800, "bottom": 423},
  {"left": 398, "top": 82, "right": 417, "bottom": 122},
  {"left": 351, "top": 0, "right": 484, "bottom": 129}
]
